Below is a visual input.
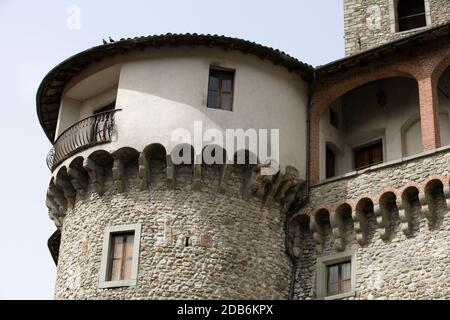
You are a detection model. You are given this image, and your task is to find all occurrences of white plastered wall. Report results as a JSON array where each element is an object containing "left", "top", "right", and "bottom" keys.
[{"left": 54, "top": 47, "right": 310, "bottom": 177}]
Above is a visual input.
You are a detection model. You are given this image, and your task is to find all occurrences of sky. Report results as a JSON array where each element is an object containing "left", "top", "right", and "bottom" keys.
[{"left": 0, "top": 0, "right": 344, "bottom": 299}]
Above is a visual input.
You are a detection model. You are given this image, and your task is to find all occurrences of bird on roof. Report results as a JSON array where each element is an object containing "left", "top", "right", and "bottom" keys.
[
  {"left": 109, "top": 36, "right": 115, "bottom": 43},
  {"left": 102, "top": 39, "right": 107, "bottom": 45}
]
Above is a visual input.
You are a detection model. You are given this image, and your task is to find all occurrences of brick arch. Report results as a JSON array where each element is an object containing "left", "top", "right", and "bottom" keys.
[
  {"left": 430, "top": 49, "right": 450, "bottom": 84},
  {"left": 309, "top": 206, "right": 332, "bottom": 218},
  {"left": 332, "top": 200, "right": 355, "bottom": 213},
  {"left": 310, "top": 66, "right": 418, "bottom": 183},
  {"left": 378, "top": 189, "right": 400, "bottom": 204},
  {"left": 312, "top": 66, "right": 417, "bottom": 119},
  {"left": 400, "top": 182, "right": 422, "bottom": 197},
  {"left": 422, "top": 176, "right": 449, "bottom": 194},
  {"left": 355, "top": 196, "right": 376, "bottom": 211}
]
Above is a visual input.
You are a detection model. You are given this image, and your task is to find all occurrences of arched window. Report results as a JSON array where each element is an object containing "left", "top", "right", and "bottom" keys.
[{"left": 397, "top": 0, "right": 427, "bottom": 32}]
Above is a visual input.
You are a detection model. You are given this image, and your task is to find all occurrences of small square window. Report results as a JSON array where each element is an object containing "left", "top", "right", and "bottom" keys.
[
  {"left": 99, "top": 224, "right": 141, "bottom": 289},
  {"left": 316, "top": 250, "right": 356, "bottom": 299},
  {"left": 207, "top": 67, "right": 235, "bottom": 111}
]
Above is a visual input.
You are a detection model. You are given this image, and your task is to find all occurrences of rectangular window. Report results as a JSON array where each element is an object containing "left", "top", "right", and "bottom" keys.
[
  {"left": 316, "top": 250, "right": 356, "bottom": 299},
  {"left": 396, "top": 0, "right": 427, "bottom": 32},
  {"left": 354, "top": 140, "right": 383, "bottom": 170},
  {"left": 99, "top": 224, "right": 141, "bottom": 288},
  {"left": 207, "top": 68, "right": 235, "bottom": 111},
  {"left": 108, "top": 232, "right": 135, "bottom": 281},
  {"left": 326, "top": 261, "right": 352, "bottom": 296}
]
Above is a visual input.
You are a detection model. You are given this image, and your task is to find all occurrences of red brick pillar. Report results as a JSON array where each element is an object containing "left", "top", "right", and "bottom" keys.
[
  {"left": 310, "top": 111, "right": 320, "bottom": 184},
  {"left": 418, "top": 77, "right": 440, "bottom": 151}
]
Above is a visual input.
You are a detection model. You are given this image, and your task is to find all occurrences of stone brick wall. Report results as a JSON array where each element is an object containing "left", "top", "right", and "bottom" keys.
[
  {"left": 344, "top": 0, "right": 450, "bottom": 55},
  {"left": 292, "top": 149, "right": 450, "bottom": 299},
  {"left": 55, "top": 164, "right": 292, "bottom": 300}
]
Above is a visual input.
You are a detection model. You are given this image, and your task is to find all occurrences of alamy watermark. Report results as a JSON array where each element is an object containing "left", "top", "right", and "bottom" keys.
[{"left": 170, "top": 121, "right": 280, "bottom": 176}]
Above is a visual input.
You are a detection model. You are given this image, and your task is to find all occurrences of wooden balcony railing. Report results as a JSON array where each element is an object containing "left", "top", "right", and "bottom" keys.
[{"left": 46, "top": 109, "right": 120, "bottom": 171}]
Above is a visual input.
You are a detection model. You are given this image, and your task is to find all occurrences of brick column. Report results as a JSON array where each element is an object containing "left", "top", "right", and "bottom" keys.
[
  {"left": 310, "top": 112, "right": 320, "bottom": 184},
  {"left": 418, "top": 77, "right": 440, "bottom": 151}
]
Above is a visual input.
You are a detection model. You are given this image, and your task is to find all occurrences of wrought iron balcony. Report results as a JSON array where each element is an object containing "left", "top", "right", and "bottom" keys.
[{"left": 46, "top": 109, "right": 120, "bottom": 171}]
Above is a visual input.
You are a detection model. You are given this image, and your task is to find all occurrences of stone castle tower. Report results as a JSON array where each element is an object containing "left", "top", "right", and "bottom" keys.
[
  {"left": 344, "top": 0, "right": 450, "bottom": 55},
  {"left": 39, "top": 2, "right": 450, "bottom": 300}
]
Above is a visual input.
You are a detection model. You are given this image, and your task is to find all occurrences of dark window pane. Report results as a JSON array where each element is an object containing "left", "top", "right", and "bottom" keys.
[
  {"left": 209, "top": 76, "right": 219, "bottom": 91},
  {"left": 207, "top": 91, "right": 217, "bottom": 108},
  {"left": 326, "top": 261, "right": 352, "bottom": 296},
  {"left": 221, "top": 93, "right": 232, "bottom": 111},
  {"left": 341, "top": 279, "right": 351, "bottom": 293},
  {"left": 327, "top": 265, "right": 339, "bottom": 296},
  {"left": 397, "top": 0, "right": 426, "bottom": 31},
  {"left": 222, "top": 79, "right": 233, "bottom": 92},
  {"left": 207, "top": 68, "right": 234, "bottom": 111}
]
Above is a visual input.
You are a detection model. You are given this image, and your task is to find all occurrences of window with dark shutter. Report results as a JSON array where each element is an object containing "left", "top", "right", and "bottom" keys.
[{"left": 207, "top": 68, "right": 235, "bottom": 111}]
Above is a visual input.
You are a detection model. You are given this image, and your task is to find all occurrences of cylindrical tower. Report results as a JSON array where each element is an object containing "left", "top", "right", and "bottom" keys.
[{"left": 39, "top": 34, "right": 312, "bottom": 299}]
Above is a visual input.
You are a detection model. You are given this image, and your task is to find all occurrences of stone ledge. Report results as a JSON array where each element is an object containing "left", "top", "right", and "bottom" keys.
[{"left": 313, "top": 145, "right": 450, "bottom": 188}]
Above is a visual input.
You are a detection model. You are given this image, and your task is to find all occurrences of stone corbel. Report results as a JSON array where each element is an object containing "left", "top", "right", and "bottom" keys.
[
  {"left": 289, "top": 224, "right": 302, "bottom": 259},
  {"left": 265, "top": 173, "right": 284, "bottom": 207},
  {"left": 399, "top": 199, "right": 413, "bottom": 236},
  {"left": 112, "top": 158, "right": 126, "bottom": 193},
  {"left": 352, "top": 209, "right": 368, "bottom": 246},
  {"left": 218, "top": 162, "right": 232, "bottom": 194},
  {"left": 67, "top": 167, "right": 88, "bottom": 197},
  {"left": 374, "top": 204, "right": 390, "bottom": 241},
  {"left": 275, "top": 166, "right": 300, "bottom": 203},
  {"left": 166, "top": 155, "right": 176, "bottom": 189},
  {"left": 330, "top": 212, "right": 345, "bottom": 252},
  {"left": 138, "top": 153, "right": 150, "bottom": 191},
  {"left": 192, "top": 164, "right": 202, "bottom": 191},
  {"left": 242, "top": 165, "right": 258, "bottom": 200},
  {"left": 46, "top": 196, "right": 63, "bottom": 228},
  {"left": 282, "top": 183, "right": 302, "bottom": 210},
  {"left": 254, "top": 174, "right": 272, "bottom": 200},
  {"left": 55, "top": 175, "right": 76, "bottom": 208},
  {"left": 83, "top": 158, "right": 105, "bottom": 195},
  {"left": 418, "top": 192, "right": 432, "bottom": 222},
  {"left": 309, "top": 214, "right": 324, "bottom": 254},
  {"left": 443, "top": 186, "right": 450, "bottom": 210},
  {"left": 47, "top": 181, "right": 67, "bottom": 213}
]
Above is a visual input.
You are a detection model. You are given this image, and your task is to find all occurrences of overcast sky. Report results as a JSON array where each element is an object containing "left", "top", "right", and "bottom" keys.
[{"left": 0, "top": 0, "right": 344, "bottom": 299}]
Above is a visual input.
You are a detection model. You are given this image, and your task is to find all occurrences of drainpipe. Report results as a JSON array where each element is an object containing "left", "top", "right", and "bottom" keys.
[{"left": 287, "top": 71, "right": 316, "bottom": 300}]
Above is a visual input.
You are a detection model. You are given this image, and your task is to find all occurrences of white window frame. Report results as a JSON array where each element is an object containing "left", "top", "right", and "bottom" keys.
[
  {"left": 99, "top": 223, "right": 142, "bottom": 289},
  {"left": 316, "top": 249, "right": 357, "bottom": 300}
]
